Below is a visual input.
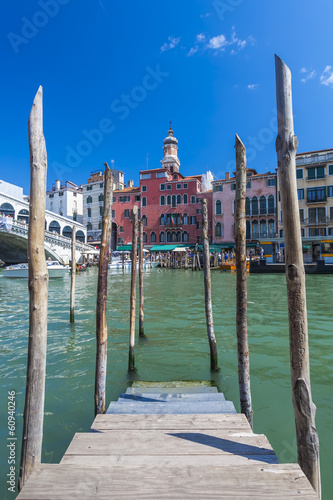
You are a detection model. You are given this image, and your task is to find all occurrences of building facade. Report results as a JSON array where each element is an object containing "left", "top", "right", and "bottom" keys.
[
  {"left": 46, "top": 180, "right": 83, "bottom": 224},
  {"left": 277, "top": 148, "right": 333, "bottom": 239},
  {"left": 212, "top": 168, "right": 277, "bottom": 244}
]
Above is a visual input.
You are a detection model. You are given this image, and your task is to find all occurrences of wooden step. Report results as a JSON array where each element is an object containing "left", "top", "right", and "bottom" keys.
[
  {"left": 127, "top": 385, "right": 219, "bottom": 394},
  {"left": 91, "top": 413, "right": 252, "bottom": 432},
  {"left": 117, "top": 392, "right": 227, "bottom": 403},
  {"left": 17, "top": 463, "right": 318, "bottom": 499},
  {"left": 106, "top": 400, "right": 237, "bottom": 414}
]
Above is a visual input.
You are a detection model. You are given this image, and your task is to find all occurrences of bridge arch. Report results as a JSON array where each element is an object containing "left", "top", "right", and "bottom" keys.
[
  {"left": 62, "top": 225, "right": 73, "bottom": 239},
  {"left": 49, "top": 220, "right": 61, "bottom": 234},
  {"left": 0, "top": 202, "right": 15, "bottom": 218},
  {"left": 76, "top": 230, "right": 85, "bottom": 243},
  {"left": 18, "top": 209, "right": 29, "bottom": 224}
]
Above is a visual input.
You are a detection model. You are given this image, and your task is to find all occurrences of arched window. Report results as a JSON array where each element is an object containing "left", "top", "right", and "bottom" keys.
[
  {"left": 260, "top": 220, "right": 266, "bottom": 238},
  {"left": 160, "top": 214, "right": 165, "bottom": 225},
  {"left": 215, "top": 200, "right": 222, "bottom": 215},
  {"left": 172, "top": 232, "right": 177, "bottom": 242},
  {"left": 268, "top": 195, "right": 275, "bottom": 214},
  {"left": 183, "top": 213, "right": 188, "bottom": 225},
  {"left": 232, "top": 198, "right": 235, "bottom": 214},
  {"left": 49, "top": 220, "right": 60, "bottom": 234},
  {"left": 176, "top": 214, "right": 181, "bottom": 225},
  {"left": 159, "top": 231, "right": 165, "bottom": 243},
  {"left": 87, "top": 223, "right": 92, "bottom": 231},
  {"left": 251, "top": 197, "right": 258, "bottom": 215},
  {"left": 246, "top": 220, "right": 251, "bottom": 239},
  {"left": 260, "top": 196, "right": 266, "bottom": 215},
  {"left": 18, "top": 209, "right": 29, "bottom": 224},
  {"left": 0, "top": 203, "right": 15, "bottom": 218},
  {"left": 183, "top": 193, "right": 188, "bottom": 204},
  {"left": 177, "top": 194, "right": 181, "bottom": 205},
  {"left": 172, "top": 195, "right": 176, "bottom": 208},
  {"left": 268, "top": 219, "right": 275, "bottom": 237},
  {"left": 182, "top": 231, "right": 189, "bottom": 243},
  {"left": 62, "top": 225, "right": 72, "bottom": 238},
  {"left": 98, "top": 193, "right": 104, "bottom": 202},
  {"left": 215, "top": 222, "right": 222, "bottom": 237},
  {"left": 160, "top": 195, "right": 165, "bottom": 206},
  {"left": 176, "top": 231, "right": 181, "bottom": 242},
  {"left": 76, "top": 230, "right": 85, "bottom": 243},
  {"left": 142, "top": 197, "right": 147, "bottom": 207},
  {"left": 167, "top": 231, "right": 172, "bottom": 242},
  {"left": 87, "top": 195, "right": 92, "bottom": 204},
  {"left": 99, "top": 222, "right": 102, "bottom": 230},
  {"left": 252, "top": 220, "right": 258, "bottom": 239},
  {"left": 142, "top": 215, "right": 147, "bottom": 227},
  {"left": 151, "top": 231, "right": 156, "bottom": 243},
  {"left": 245, "top": 197, "right": 250, "bottom": 216},
  {"left": 167, "top": 195, "right": 171, "bottom": 205},
  {"left": 143, "top": 232, "right": 147, "bottom": 243}
]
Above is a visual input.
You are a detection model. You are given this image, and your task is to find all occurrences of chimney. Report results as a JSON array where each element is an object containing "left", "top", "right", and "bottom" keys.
[
  {"left": 55, "top": 179, "right": 61, "bottom": 190},
  {"left": 128, "top": 180, "right": 134, "bottom": 188},
  {"left": 225, "top": 172, "right": 230, "bottom": 181}
]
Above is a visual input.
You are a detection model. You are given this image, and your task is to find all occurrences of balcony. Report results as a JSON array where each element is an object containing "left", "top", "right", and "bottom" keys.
[
  {"left": 308, "top": 216, "right": 328, "bottom": 225},
  {"left": 165, "top": 224, "right": 182, "bottom": 230}
]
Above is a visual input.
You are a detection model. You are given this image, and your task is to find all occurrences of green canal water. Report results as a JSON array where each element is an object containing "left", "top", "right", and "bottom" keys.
[{"left": 0, "top": 267, "right": 332, "bottom": 499}]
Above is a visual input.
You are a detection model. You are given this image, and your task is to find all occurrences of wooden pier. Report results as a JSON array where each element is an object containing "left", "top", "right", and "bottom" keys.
[{"left": 17, "top": 382, "right": 317, "bottom": 499}]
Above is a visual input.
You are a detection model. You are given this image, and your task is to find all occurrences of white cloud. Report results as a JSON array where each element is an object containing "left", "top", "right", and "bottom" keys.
[
  {"left": 320, "top": 66, "right": 333, "bottom": 87},
  {"left": 187, "top": 47, "right": 198, "bottom": 57},
  {"left": 238, "top": 39, "right": 247, "bottom": 50},
  {"left": 200, "top": 13, "right": 211, "bottom": 18},
  {"left": 300, "top": 67, "right": 307, "bottom": 74},
  {"left": 207, "top": 34, "right": 228, "bottom": 50},
  {"left": 160, "top": 36, "right": 180, "bottom": 52},
  {"left": 196, "top": 33, "right": 206, "bottom": 43},
  {"left": 301, "top": 70, "right": 316, "bottom": 84},
  {"left": 248, "top": 84, "right": 259, "bottom": 90}
]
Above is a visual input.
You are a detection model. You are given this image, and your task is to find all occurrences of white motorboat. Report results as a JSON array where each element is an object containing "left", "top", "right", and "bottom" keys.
[{"left": 3, "top": 261, "right": 69, "bottom": 279}]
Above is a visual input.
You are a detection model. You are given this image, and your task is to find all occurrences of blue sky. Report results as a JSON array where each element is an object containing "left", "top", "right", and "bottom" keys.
[{"left": 1, "top": 0, "right": 333, "bottom": 194}]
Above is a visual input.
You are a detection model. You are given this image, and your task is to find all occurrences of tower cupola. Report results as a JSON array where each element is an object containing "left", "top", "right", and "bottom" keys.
[{"left": 161, "top": 122, "right": 180, "bottom": 173}]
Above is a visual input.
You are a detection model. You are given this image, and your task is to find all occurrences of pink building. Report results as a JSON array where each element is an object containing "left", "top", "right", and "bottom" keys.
[{"left": 212, "top": 168, "right": 277, "bottom": 245}]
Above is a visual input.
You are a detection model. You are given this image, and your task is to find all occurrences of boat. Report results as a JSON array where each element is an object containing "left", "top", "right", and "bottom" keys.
[
  {"left": 3, "top": 260, "right": 69, "bottom": 278},
  {"left": 108, "top": 258, "right": 158, "bottom": 270},
  {"left": 219, "top": 260, "right": 250, "bottom": 272}
]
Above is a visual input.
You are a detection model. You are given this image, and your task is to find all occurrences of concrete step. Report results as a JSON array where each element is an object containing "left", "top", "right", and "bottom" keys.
[
  {"left": 117, "top": 393, "right": 226, "bottom": 403},
  {"left": 106, "top": 400, "right": 237, "bottom": 415},
  {"left": 127, "top": 385, "right": 219, "bottom": 394}
]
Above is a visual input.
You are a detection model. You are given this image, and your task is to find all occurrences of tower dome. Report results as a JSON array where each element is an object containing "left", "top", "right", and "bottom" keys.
[{"left": 161, "top": 122, "right": 180, "bottom": 173}]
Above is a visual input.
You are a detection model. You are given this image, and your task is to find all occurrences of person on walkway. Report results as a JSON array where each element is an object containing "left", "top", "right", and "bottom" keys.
[{"left": 260, "top": 247, "right": 264, "bottom": 259}]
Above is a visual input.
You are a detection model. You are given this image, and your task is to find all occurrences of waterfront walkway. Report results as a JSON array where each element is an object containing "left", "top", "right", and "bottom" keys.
[{"left": 17, "top": 382, "right": 317, "bottom": 499}]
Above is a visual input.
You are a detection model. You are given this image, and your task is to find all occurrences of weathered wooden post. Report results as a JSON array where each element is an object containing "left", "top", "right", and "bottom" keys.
[
  {"left": 138, "top": 219, "right": 145, "bottom": 337},
  {"left": 185, "top": 250, "right": 188, "bottom": 269},
  {"left": 70, "top": 225, "right": 76, "bottom": 323},
  {"left": 129, "top": 205, "right": 138, "bottom": 371},
  {"left": 275, "top": 55, "right": 320, "bottom": 496},
  {"left": 19, "top": 86, "right": 49, "bottom": 491},
  {"left": 235, "top": 134, "right": 253, "bottom": 428},
  {"left": 95, "top": 163, "right": 113, "bottom": 415},
  {"left": 121, "top": 252, "right": 125, "bottom": 270},
  {"left": 201, "top": 199, "right": 219, "bottom": 371}
]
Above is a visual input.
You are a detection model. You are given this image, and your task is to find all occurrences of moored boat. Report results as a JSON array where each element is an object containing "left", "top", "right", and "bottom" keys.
[{"left": 3, "top": 260, "right": 69, "bottom": 278}]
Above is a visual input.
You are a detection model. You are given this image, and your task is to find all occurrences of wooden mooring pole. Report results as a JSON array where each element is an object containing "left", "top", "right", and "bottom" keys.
[
  {"left": 95, "top": 163, "right": 113, "bottom": 415},
  {"left": 70, "top": 226, "right": 76, "bottom": 323},
  {"left": 19, "top": 86, "right": 49, "bottom": 491},
  {"left": 201, "top": 198, "right": 219, "bottom": 371},
  {"left": 138, "top": 219, "right": 145, "bottom": 337},
  {"left": 235, "top": 134, "right": 253, "bottom": 428},
  {"left": 275, "top": 55, "right": 320, "bottom": 497},
  {"left": 129, "top": 205, "right": 138, "bottom": 371}
]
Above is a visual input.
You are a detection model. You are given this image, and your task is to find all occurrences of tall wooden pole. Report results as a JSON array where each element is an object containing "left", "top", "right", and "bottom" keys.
[
  {"left": 129, "top": 205, "right": 138, "bottom": 371},
  {"left": 235, "top": 134, "right": 253, "bottom": 428},
  {"left": 70, "top": 226, "right": 76, "bottom": 323},
  {"left": 275, "top": 55, "right": 320, "bottom": 496},
  {"left": 138, "top": 219, "right": 145, "bottom": 337},
  {"left": 95, "top": 163, "right": 113, "bottom": 415},
  {"left": 201, "top": 199, "right": 219, "bottom": 371},
  {"left": 19, "top": 86, "right": 49, "bottom": 491}
]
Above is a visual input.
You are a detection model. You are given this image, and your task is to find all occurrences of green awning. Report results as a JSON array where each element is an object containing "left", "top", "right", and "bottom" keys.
[
  {"left": 150, "top": 244, "right": 188, "bottom": 252},
  {"left": 116, "top": 245, "right": 133, "bottom": 251}
]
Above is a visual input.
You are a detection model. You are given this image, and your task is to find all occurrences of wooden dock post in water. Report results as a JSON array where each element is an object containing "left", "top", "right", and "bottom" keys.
[
  {"left": 19, "top": 86, "right": 49, "bottom": 491},
  {"left": 275, "top": 55, "right": 320, "bottom": 497},
  {"left": 129, "top": 205, "right": 138, "bottom": 371},
  {"left": 70, "top": 226, "right": 76, "bottom": 323},
  {"left": 235, "top": 134, "right": 253, "bottom": 428},
  {"left": 201, "top": 199, "right": 219, "bottom": 371},
  {"left": 138, "top": 219, "right": 145, "bottom": 337},
  {"left": 95, "top": 164, "right": 113, "bottom": 416}
]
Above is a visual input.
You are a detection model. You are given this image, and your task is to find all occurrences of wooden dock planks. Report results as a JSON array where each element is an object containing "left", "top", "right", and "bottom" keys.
[{"left": 16, "top": 382, "right": 318, "bottom": 499}]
